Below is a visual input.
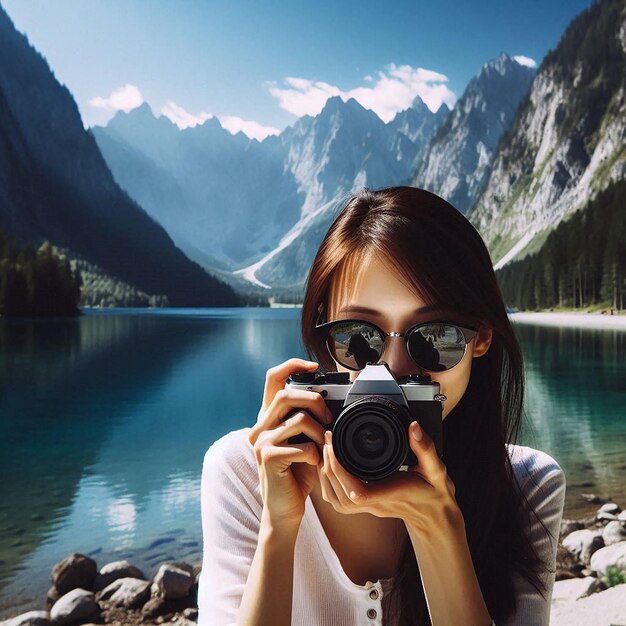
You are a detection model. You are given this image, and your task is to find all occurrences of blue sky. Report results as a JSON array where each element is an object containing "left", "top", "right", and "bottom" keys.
[{"left": 2, "top": 0, "right": 594, "bottom": 139}]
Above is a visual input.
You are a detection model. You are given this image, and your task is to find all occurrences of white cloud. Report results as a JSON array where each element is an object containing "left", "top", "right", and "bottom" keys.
[
  {"left": 161, "top": 100, "right": 214, "bottom": 129},
  {"left": 161, "top": 100, "right": 278, "bottom": 140},
  {"left": 88, "top": 84, "right": 143, "bottom": 112},
  {"left": 513, "top": 55, "right": 537, "bottom": 68},
  {"left": 219, "top": 115, "right": 280, "bottom": 141},
  {"left": 266, "top": 63, "right": 457, "bottom": 122},
  {"left": 266, "top": 77, "right": 341, "bottom": 118}
]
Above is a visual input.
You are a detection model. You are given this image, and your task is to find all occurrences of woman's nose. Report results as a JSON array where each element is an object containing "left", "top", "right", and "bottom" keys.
[{"left": 380, "top": 336, "right": 422, "bottom": 379}]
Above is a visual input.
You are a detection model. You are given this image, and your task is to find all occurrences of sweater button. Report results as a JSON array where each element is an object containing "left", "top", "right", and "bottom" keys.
[
  {"left": 369, "top": 588, "right": 379, "bottom": 600},
  {"left": 367, "top": 608, "right": 377, "bottom": 619}
]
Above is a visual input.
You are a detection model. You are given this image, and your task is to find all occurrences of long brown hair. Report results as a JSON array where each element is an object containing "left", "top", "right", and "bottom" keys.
[{"left": 300, "top": 186, "right": 555, "bottom": 624}]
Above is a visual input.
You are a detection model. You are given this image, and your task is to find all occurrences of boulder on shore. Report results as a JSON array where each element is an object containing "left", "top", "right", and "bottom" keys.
[
  {"left": 151, "top": 563, "right": 194, "bottom": 600},
  {"left": 1, "top": 610, "right": 51, "bottom": 626},
  {"left": 93, "top": 560, "right": 145, "bottom": 592},
  {"left": 589, "top": 542, "right": 626, "bottom": 577},
  {"left": 96, "top": 577, "right": 151, "bottom": 609},
  {"left": 51, "top": 553, "right": 97, "bottom": 596},
  {"left": 49, "top": 588, "right": 98, "bottom": 625},
  {"left": 562, "top": 528, "right": 604, "bottom": 565}
]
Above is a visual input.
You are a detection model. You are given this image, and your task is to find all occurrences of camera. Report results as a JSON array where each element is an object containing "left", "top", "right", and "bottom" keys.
[{"left": 285, "top": 362, "right": 446, "bottom": 482}]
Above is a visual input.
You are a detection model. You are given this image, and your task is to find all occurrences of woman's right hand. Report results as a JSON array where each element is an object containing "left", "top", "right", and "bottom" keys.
[{"left": 248, "top": 358, "right": 334, "bottom": 531}]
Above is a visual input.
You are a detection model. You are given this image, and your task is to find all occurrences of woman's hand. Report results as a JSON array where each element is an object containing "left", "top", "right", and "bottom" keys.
[
  {"left": 248, "top": 358, "right": 334, "bottom": 531},
  {"left": 318, "top": 421, "right": 459, "bottom": 530}
]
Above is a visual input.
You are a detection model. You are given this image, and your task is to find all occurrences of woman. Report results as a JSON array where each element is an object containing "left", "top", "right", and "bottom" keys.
[{"left": 197, "top": 186, "right": 566, "bottom": 625}]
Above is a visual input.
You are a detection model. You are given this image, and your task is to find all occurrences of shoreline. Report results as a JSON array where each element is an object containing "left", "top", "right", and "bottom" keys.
[
  {"left": 1, "top": 501, "right": 624, "bottom": 624},
  {"left": 509, "top": 311, "right": 626, "bottom": 329}
]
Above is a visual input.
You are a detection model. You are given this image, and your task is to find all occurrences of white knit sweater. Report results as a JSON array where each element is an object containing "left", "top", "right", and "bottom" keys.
[{"left": 198, "top": 427, "right": 566, "bottom": 625}]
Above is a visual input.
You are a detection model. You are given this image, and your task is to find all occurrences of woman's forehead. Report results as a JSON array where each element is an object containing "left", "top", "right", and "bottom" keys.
[{"left": 328, "top": 251, "right": 434, "bottom": 317}]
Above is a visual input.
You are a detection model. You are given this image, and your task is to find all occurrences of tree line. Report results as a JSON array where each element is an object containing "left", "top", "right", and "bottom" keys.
[
  {"left": 496, "top": 179, "right": 625, "bottom": 311},
  {"left": 0, "top": 228, "right": 81, "bottom": 316}
]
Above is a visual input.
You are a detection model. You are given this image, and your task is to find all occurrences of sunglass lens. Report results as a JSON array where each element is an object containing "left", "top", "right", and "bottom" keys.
[
  {"left": 407, "top": 324, "right": 466, "bottom": 371},
  {"left": 328, "top": 322, "right": 383, "bottom": 370}
]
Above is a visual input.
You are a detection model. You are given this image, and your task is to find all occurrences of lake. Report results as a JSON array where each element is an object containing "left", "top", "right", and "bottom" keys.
[{"left": 0, "top": 307, "right": 625, "bottom": 617}]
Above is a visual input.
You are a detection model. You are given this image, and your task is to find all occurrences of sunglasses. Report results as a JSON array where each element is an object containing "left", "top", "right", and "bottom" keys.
[{"left": 315, "top": 318, "right": 479, "bottom": 372}]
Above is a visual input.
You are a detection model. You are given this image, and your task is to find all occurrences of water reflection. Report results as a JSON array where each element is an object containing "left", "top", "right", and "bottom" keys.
[
  {"left": 0, "top": 310, "right": 623, "bottom": 616},
  {"left": 0, "top": 312, "right": 212, "bottom": 598},
  {"left": 0, "top": 308, "right": 304, "bottom": 615},
  {"left": 514, "top": 323, "right": 626, "bottom": 517}
]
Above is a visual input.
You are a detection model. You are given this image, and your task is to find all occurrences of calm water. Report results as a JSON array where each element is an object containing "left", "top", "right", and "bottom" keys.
[{"left": 0, "top": 308, "right": 625, "bottom": 616}]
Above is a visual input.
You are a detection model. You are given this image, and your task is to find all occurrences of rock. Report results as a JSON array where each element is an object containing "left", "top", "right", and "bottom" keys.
[
  {"left": 93, "top": 560, "right": 145, "bottom": 591},
  {"left": 555, "top": 568, "right": 578, "bottom": 580},
  {"left": 590, "top": 541, "right": 626, "bottom": 576},
  {"left": 598, "top": 502, "right": 621, "bottom": 515},
  {"left": 597, "top": 502, "right": 621, "bottom": 521},
  {"left": 166, "top": 561, "right": 195, "bottom": 577},
  {"left": 51, "top": 553, "right": 98, "bottom": 595},
  {"left": 45, "top": 586, "right": 60, "bottom": 611},
  {"left": 2, "top": 610, "right": 51, "bottom": 626},
  {"left": 95, "top": 577, "right": 151, "bottom": 609},
  {"left": 560, "top": 519, "right": 584, "bottom": 536},
  {"left": 162, "top": 618, "right": 196, "bottom": 626},
  {"left": 141, "top": 594, "right": 196, "bottom": 620},
  {"left": 550, "top": 583, "right": 626, "bottom": 626},
  {"left": 183, "top": 607, "right": 198, "bottom": 621},
  {"left": 49, "top": 588, "right": 98, "bottom": 624},
  {"left": 151, "top": 563, "right": 194, "bottom": 600},
  {"left": 582, "top": 493, "right": 605, "bottom": 504},
  {"left": 141, "top": 595, "right": 169, "bottom": 620},
  {"left": 192, "top": 564, "right": 201, "bottom": 585},
  {"left": 597, "top": 511, "right": 618, "bottom": 522},
  {"left": 562, "top": 529, "right": 604, "bottom": 565},
  {"left": 602, "top": 521, "right": 626, "bottom": 546},
  {"left": 168, "top": 616, "right": 196, "bottom": 626},
  {"left": 552, "top": 576, "right": 606, "bottom": 602}
]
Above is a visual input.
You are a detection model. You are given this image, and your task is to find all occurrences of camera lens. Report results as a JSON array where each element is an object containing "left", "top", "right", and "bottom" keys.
[
  {"left": 353, "top": 423, "right": 387, "bottom": 458},
  {"left": 332, "top": 396, "right": 411, "bottom": 481}
]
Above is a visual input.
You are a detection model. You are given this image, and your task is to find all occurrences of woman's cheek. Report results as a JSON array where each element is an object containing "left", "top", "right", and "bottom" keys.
[{"left": 435, "top": 363, "right": 472, "bottom": 420}]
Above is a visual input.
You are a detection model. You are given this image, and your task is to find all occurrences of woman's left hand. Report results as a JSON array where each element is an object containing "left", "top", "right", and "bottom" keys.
[{"left": 318, "top": 421, "right": 459, "bottom": 528}]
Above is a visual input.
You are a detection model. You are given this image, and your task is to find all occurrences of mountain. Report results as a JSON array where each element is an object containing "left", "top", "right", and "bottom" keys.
[
  {"left": 467, "top": 0, "right": 626, "bottom": 268},
  {"left": 388, "top": 95, "right": 450, "bottom": 162},
  {"left": 495, "top": 178, "right": 626, "bottom": 310},
  {"left": 93, "top": 95, "right": 446, "bottom": 287},
  {"left": 277, "top": 95, "right": 421, "bottom": 217},
  {"left": 0, "top": 5, "right": 241, "bottom": 307},
  {"left": 236, "top": 96, "right": 432, "bottom": 287},
  {"left": 410, "top": 52, "right": 536, "bottom": 214},
  {"left": 246, "top": 58, "right": 537, "bottom": 288},
  {"left": 93, "top": 104, "right": 304, "bottom": 270}
]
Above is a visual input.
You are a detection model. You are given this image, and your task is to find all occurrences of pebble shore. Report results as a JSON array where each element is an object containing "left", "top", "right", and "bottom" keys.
[
  {"left": 552, "top": 496, "right": 626, "bottom": 625},
  {"left": 0, "top": 556, "right": 201, "bottom": 626},
  {"left": 1, "top": 494, "right": 625, "bottom": 625}
]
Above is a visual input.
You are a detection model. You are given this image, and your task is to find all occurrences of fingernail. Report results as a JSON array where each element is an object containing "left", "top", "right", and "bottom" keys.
[
  {"left": 410, "top": 421, "right": 423, "bottom": 442},
  {"left": 325, "top": 431, "right": 332, "bottom": 445}
]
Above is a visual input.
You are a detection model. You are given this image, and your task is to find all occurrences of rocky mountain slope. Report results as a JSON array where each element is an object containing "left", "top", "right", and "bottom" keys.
[
  {"left": 467, "top": 0, "right": 626, "bottom": 268},
  {"left": 411, "top": 52, "right": 536, "bottom": 214}
]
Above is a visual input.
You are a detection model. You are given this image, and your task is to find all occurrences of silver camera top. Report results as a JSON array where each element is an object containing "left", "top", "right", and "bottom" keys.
[{"left": 287, "top": 362, "right": 446, "bottom": 406}]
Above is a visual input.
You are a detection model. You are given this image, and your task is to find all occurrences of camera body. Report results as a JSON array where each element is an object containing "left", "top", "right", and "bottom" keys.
[{"left": 285, "top": 362, "right": 445, "bottom": 482}]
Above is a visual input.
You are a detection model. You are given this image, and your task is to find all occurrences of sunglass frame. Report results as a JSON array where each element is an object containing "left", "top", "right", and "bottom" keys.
[{"left": 314, "top": 318, "right": 480, "bottom": 372}]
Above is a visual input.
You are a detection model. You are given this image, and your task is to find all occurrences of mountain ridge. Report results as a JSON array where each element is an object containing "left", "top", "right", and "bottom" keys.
[
  {"left": 467, "top": 0, "right": 626, "bottom": 267},
  {"left": 0, "top": 4, "right": 243, "bottom": 306}
]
